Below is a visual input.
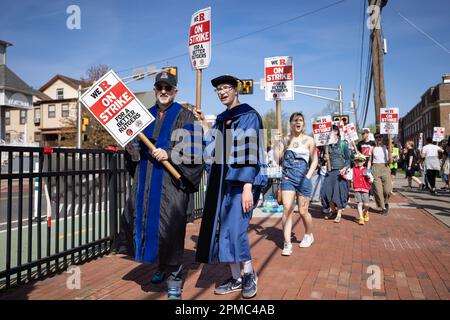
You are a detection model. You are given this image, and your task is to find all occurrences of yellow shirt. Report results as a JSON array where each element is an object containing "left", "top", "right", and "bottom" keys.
[{"left": 390, "top": 147, "right": 399, "bottom": 169}]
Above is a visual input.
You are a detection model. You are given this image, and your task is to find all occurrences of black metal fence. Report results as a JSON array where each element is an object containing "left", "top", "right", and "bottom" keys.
[{"left": 0, "top": 146, "right": 206, "bottom": 290}]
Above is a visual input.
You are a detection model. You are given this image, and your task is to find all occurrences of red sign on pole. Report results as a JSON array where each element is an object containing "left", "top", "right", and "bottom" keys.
[{"left": 80, "top": 70, "right": 155, "bottom": 147}]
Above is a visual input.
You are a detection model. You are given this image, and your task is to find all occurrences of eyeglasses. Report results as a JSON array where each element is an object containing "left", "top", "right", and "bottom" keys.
[
  {"left": 155, "top": 84, "right": 174, "bottom": 92},
  {"left": 214, "top": 85, "right": 234, "bottom": 94}
]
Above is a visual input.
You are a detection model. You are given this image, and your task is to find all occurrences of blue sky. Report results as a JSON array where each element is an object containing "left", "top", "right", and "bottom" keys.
[{"left": 1, "top": 0, "right": 449, "bottom": 128}]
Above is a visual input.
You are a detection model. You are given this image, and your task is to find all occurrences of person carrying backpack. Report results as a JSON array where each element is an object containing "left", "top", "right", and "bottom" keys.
[{"left": 404, "top": 140, "right": 423, "bottom": 190}]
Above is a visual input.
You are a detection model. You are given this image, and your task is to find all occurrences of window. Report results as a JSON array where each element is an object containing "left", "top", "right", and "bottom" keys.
[
  {"left": 34, "top": 108, "right": 41, "bottom": 123},
  {"left": 20, "top": 110, "right": 27, "bottom": 124},
  {"left": 5, "top": 110, "right": 10, "bottom": 125},
  {"left": 48, "top": 105, "right": 55, "bottom": 118},
  {"left": 34, "top": 132, "right": 41, "bottom": 142},
  {"left": 5, "top": 133, "right": 10, "bottom": 143},
  {"left": 61, "top": 104, "right": 69, "bottom": 117},
  {"left": 57, "top": 88, "right": 64, "bottom": 100}
]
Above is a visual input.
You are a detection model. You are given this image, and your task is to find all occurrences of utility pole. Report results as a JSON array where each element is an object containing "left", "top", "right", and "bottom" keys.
[
  {"left": 338, "top": 84, "right": 343, "bottom": 116},
  {"left": 77, "top": 84, "right": 82, "bottom": 149},
  {"left": 368, "top": 0, "right": 388, "bottom": 130}
]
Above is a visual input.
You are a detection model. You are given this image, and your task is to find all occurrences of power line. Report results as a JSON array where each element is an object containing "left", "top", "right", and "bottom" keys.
[
  {"left": 357, "top": 0, "right": 367, "bottom": 110},
  {"left": 391, "top": 7, "right": 450, "bottom": 55},
  {"left": 360, "top": 45, "right": 372, "bottom": 127},
  {"left": 116, "top": 0, "right": 349, "bottom": 74}
]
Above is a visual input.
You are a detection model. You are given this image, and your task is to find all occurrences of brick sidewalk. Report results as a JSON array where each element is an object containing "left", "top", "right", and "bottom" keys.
[{"left": 1, "top": 193, "right": 449, "bottom": 300}]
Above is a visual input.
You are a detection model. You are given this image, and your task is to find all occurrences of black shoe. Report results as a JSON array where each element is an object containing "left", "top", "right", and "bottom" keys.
[
  {"left": 214, "top": 277, "right": 242, "bottom": 295},
  {"left": 384, "top": 203, "right": 389, "bottom": 214},
  {"left": 242, "top": 271, "right": 258, "bottom": 299},
  {"left": 379, "top": 209, "right": 386, "bottom": 215}
]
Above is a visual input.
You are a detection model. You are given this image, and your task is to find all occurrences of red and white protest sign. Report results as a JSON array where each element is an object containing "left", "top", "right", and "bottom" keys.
[
  {"left": 80, "top": 70, "right": 155, "bottom": 147},
  {"left": 189, "top": 7, "right": 211, "bottom": 70},
  {"left": 344, "top": 123, "right": 358, "bottom": 142},
  {"left": 433, "top": 127, "right": 445, "bottom": 142},
  {"left": 264, "top": 56, "right": 294, "bottom": 101},
  {"left": 380, "top": 108, "right": 399, "bottom": 135},
  {"left": 311, "top": 115, "right": 332, "bottom": 146}
]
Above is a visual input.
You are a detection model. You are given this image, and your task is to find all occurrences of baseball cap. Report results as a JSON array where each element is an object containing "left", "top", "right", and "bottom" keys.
[
  {"left": 211, "top": 74, "right": 240, "bottom": 88},
  {"left": 360, "top": 128, "right": 370, "bottom": 134},
  {"left": 154, "top": 71, "right": 177, "bottom": 87},
  {"left": 354, "top": 153, "right": 366, "bottom": 162}
]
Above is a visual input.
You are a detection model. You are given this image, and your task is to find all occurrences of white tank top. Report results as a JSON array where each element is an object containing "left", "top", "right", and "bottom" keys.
[{"left": 287, "top": 145, "right": 310, "bottom": 164}]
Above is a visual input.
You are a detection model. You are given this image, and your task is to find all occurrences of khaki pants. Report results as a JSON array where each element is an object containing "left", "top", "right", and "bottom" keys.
[{"left": 372, "top": 163, "right": 392, "bottom": 209}]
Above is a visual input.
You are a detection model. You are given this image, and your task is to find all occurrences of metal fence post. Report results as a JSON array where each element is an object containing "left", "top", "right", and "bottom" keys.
[{"left": 108, "top": 151, "right": 118, "bottom": 250}]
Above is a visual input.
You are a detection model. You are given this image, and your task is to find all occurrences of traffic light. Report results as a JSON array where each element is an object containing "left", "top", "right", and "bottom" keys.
[
  {"left": 333, "top": 115, "right": 350, "bottom": 126},
  {"left": 165, "top": 67, "right": 178, "bottom": 83},
  {"left": 239, "top": 79, "right": 253, "bottom": 95},
  {"left": 82, "top": 117, "right": 89, "bottom": 141}
]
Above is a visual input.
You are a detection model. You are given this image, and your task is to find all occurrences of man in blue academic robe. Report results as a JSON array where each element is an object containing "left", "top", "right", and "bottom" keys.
[{"left": 196, "top": 75, "right": 268, "bottom": 299}]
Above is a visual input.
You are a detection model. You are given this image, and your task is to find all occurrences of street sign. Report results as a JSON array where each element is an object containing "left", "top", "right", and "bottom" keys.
[
  {"left": 311, "top": 115, "right": 332, "bottom": 146},
  {"left": 380, "top": 108, "right": 399, "bottom": 135},
  {"left": 433, "top": 127, "right": 445, "bottom": 142},
  {"left": 189, "top": 7, "right": 211, "bottom": 70},
  {"left": 264, "top": 56, "right": 294, "bottom": 101},
  {"left": 79, "top": 70, "right": 155, "bottom": 148}
]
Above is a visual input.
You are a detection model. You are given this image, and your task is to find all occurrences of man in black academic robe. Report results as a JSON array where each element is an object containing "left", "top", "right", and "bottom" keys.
[{"left": 116, "top": 71, "right": 204, "bottom": 299}]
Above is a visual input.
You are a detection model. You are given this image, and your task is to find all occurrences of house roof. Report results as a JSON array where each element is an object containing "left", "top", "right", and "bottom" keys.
[
  {"left": 0, "top": 64, "right": 37, "bottom": 96},
  {"left": 39, "top": 74, "right": 91, "bottom": 92}
]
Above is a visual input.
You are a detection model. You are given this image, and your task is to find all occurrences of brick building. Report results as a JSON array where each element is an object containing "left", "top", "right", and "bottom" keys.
[{"left": 399, "top": 74, "right": 450, "bottom": 147}]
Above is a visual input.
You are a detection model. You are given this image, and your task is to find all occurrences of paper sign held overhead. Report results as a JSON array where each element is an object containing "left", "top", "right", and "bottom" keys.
[
  {"left": 311, "top": 115, "right": 333, "bottom": 146},
  {"left": 344, "top": 123, "right": 359, "bottom": 142},
  {"left": 264, "top": 56, "right": 294, "bottom": 101},
  {"left": 433, "top": 127, "right": 445, "bottom": 142},
  {"left": 380, "top": 108, "right": 399, "bottom": 135},
  {"left": 79, "top": 70, "right": 155, "bottom": 147},
  {"left": 189, "top": 7, "right": 211, "bottom": 70}
]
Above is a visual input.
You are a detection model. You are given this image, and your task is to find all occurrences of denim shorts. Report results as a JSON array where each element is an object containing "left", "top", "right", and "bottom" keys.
[{"left": 281, "top": 151, "right": 312, "bottom": 198}]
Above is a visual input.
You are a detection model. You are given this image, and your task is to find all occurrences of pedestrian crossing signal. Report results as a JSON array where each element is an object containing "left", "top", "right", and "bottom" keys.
[
  {"left": 333, "top": 115, "right": 349, "bottom": 126},
  {"left": 239, "top": 79, "right": 253, "bottom": 95}
]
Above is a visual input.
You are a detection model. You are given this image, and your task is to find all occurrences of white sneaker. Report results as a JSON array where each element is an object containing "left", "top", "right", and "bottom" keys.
[
  {"left": 281, "top": 242, "right": 293, "bottom": 256},
  {"left": 299, "top": 234, "right": 314, "bottom": 248}
]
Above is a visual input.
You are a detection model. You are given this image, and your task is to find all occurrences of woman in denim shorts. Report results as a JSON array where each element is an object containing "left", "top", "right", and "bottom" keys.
[{"left": 273, "top": 112, "right": 318, "bottom": 256}]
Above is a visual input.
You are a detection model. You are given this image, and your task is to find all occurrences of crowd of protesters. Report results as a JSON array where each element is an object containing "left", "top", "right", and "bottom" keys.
[
  {"left": 265, "top": 118, "right": 450, "bottom": 257},
  {"left": 120, "top": 81, "right": 449, "bottom": 297}
]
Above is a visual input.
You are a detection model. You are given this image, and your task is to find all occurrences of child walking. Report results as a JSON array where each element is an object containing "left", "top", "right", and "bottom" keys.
[{"left": 347, "top": 153, "right": 374, "bottom": 225}]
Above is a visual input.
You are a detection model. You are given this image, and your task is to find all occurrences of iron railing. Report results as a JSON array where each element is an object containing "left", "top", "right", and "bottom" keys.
[{"left": 0, "top": 146, "right": 206, "bottom": 290}]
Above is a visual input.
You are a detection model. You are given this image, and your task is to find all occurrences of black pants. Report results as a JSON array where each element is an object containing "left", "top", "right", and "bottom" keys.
[{"left": 426, "top": 170, "right": 439, "bottom": 189}]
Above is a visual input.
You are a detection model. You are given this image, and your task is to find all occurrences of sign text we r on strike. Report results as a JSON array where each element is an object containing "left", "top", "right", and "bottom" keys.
[{"left": 89, "top": 81, "right": 134, "bottom": 125}]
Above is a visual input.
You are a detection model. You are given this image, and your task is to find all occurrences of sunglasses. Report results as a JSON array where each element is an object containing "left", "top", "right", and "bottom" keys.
[{"left": 155, "top": 84, "right": 174, "bottom": 92}]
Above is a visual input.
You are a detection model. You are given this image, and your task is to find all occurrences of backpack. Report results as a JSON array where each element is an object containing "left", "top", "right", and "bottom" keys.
[{"left": 411, "top": 149, "right": 420, "bottom": 169}]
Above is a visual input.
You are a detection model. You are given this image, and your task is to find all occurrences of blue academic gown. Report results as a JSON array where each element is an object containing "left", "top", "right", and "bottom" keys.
[{"left": 196, "top": 103, "right": 268, "bottom": 263}]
